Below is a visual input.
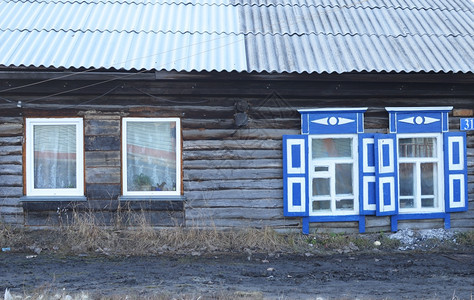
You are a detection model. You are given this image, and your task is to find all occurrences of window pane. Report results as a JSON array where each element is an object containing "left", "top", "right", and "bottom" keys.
[
  {"left": 34, "top": 125, "right": 77, "bottom": 189},
  {"left": 336, "top": 199, "right": 354, "bottom": 211},
  {"left": 422, "top": 198, "right": 434, "bottom": 208},
  {"left": 127, "top": 121, "right": 177, "bottom": 192},
  {"left": 312, "top": 138, "right": 352, "bottom": 159},
  {"left": 313, "top": 200, "right": 330, "bottom": 211},
  {"left": 312, "top": 178, "right": 330, "bottom": 196},
  {"left": 400, "top": 198, "right": 414, "bottom": 208},
  {"left": 399, "top": 163, "right": 414, "bottom": 196},
  {"left": 335, "top": 164, "right": 352, "bottom": 194},
  {"left": 421, "top": 163, "right": 435, "bottom": 196},
  {"left": 399, "top": 138, "right": 436, "bottom": 158}
]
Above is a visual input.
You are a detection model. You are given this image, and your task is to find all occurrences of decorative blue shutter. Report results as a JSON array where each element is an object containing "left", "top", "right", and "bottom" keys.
[
  {"left": 374, "top": 134, "right": 399, "bottom": 216},
  {"left": 283, "top": 135, "right": 308, "bottom": 217},
  {"left": 444, "top": 132, "right": 468, "bottom": 212},
  {"left": 359, "top": 134, "right": 376, "bottom": 214}
]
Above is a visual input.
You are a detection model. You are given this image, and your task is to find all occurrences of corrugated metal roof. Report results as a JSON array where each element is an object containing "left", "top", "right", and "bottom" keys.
[
  {"left": 2, "top": 2, "right": 471, "bottom": 37},
  {"left": 0, "top": 0, "right": 473, "bottom": 73}
]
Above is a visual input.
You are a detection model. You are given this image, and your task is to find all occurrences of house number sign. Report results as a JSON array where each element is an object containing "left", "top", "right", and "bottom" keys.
[{"left": 460, "top": 118, "right": 474, "bottom": 130}]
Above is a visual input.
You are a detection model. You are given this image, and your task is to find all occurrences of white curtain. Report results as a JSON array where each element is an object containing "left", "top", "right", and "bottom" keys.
[
  {"left": 34, "top": 125, "right": 77, "bottom": 189},
  {"left": 126, "top": 121, "right": 177, "bottom": 192}
]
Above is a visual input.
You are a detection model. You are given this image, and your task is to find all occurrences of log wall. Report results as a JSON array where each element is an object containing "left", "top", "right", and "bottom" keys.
[{"left": 0, "top": 71, "right": 472, "bottom": 232}]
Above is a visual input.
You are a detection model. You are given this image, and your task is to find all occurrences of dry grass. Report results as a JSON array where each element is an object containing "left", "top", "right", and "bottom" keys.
[{"left": 1, "top": 210, "right": 471, "bottom": 256}]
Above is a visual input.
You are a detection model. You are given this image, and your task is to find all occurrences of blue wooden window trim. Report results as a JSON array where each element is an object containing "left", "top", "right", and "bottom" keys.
[
  {"left": 283, "top": 135, "right": 308, "bottom": 217},
  {"left": 284, "top": 107, "right": 468, "bottom": 234}
]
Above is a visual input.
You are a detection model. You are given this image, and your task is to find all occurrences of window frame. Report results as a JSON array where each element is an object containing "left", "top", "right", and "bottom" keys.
[
  {"left": 25, "top": 118, "right": 84, "bottom": 197},
  {"left": 308, "top": 134, "right": 359, "bottom": 216},
  {"left": 397, "top": 132, "right": 444, "bottom": 214},
  {"left": 121, "top": 117, "right": 181, "bottom": 197}
]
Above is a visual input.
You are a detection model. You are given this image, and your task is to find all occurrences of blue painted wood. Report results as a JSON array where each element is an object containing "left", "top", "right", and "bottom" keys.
[
  {"left": 444, "top": 132, "right": 468, "bottom": 212},
  {"left": 374, "top": 134, "right": 398, "bottom": 216},
  {"left": 298, "top": 108, "right": 367, "bottom": 135},
  {"left": 390, "top": 215, "right": 398, "bottom": 232},
  {"left": 302, "top": 217, "right": 310, "bottom": 234},
  {"left": 444, "top": 213, "right": 451, "bottom": 229},
  {"left": 386, "top": 107, "right": 453, "bottom": 134},
  {"left": 358, "top": 216, "right": 366, "bottom": 233},
  {"left": 358, "top": 134, "right": 376, "bottom": 215},
  {"left": 283, "top": 135, "right": 308, "bottom": 217},
  {"left": 307, "top": 215, "right": 362, "bottom": 222}
]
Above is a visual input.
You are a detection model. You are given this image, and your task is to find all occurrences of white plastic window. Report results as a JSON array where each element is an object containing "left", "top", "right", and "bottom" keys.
[
  {"left": 122, "top": 118, "right": 181, "bottom": 196},
  {"left": 25, "top": 118, "right": 84, "bottom": 196}
]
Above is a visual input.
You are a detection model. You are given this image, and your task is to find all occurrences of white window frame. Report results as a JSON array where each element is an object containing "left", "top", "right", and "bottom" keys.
[
  {"left": 122, "top": 117, "right": 181, "bottom": 196},
  {"left": 308, "top": 134, "right": 359, "bottom": 216},
  {"left": 397, "top": 133, "right": 444, "bottom": 213},
  {"left": 25, "top": 118, "right": 84, "bottom": 197}
]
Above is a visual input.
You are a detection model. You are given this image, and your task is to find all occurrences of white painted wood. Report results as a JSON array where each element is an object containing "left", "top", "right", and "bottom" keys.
[
  {"left": 287, "top": 177, "right": 306, "bottom": 213},
  {"left": 449, "top": 174, "right": 465, "bottom": 208},
  {"left": 379, "top": 177, "right": 395, "bottom": 213},
  {"left": 286, "top": 138, "right": 305, "bottom": 174}
]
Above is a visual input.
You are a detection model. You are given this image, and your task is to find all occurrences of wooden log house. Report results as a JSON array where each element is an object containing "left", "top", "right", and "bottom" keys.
[{"left": 0, "top": 0, "right": 472, "bottom": 233}]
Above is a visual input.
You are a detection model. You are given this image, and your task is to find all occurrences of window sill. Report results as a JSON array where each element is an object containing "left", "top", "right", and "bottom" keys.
[
  {"left": 118, "top": 195, "right": 185, "bottom": 211},
  {"left": 20, "top": 196, "right": 87, "bottom": 212}
]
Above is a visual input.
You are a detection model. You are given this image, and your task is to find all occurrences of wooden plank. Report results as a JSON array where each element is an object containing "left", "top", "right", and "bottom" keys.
[
  {"left": 184, "top": 168, "right": 282, "bottom": 181},
  {"left": 183, "top": 139, "right": 281, "bottom": 150},
  {"left": 0, "top": 206, "right": 23, "bottom": 214},
  {"left": 182, "top": 129, "right": 298, "bottom": 140},
  {"left": 0, "top": 187, "right": 23, "bottom": 197},
  {"left": 185, "top": 207, "right": 283, "bottom": 220},
  {"left": 0, "top": 123, "right": 22, "bottom": 136},
  {"left": 0, "top": 214, "right": 23, "bottom": 225},
  {"left": 0, "top": 197, "right": 21, "bottom": 206},
  {"left": 398, "top": 220, "right": 444, "bottom": 230},
  {"left": 185, "top": 189, "right": 282, "bottom": 201},
  {"left": 0, "top": 137, "right": 22, "bottom": 145},
  {"left": 185, "top": 218, "right": 299, "bottom": 228},
  {"left": 183, "top": 159, "right": 282, "bottom": 169},
  {"left": 85, "top": 151, "right": 121, "bottom": 168},
  {"left": 183, "top": 150, "right": 282, "bottom": 160},
  {"left": 183, "top": 179, "right": 283, "bottom": 191},
  {"left": 0, "top": 145, "right": 22, "bottom": 156},
  {"left": 85, "top": 119, "right": 120, "bottom": 136},
  {"left": 0, "top": 155, "right": 22, "bottom": 164},
  {"left": 0, "top": 175, "right": 23, "bottom": 186},
  {"left": 185, "top": 198, "right": 282, "bottom": 209},
  {"left": 85, "top": 167, "right": 121, "bottom": 184},
  {"left": 0, "top": 164, "right": 22, "bottom": 175},
  {"left": 85, "top": 136, "right": 120, "bottom": 151},
  {"left": 86, "top": 183, "right": 121, "bottom": 200}
]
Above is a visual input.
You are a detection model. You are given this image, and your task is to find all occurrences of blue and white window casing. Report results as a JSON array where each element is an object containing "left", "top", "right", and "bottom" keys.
[{"left": 283, "top": 107, "right": 468, "bottom": 234}]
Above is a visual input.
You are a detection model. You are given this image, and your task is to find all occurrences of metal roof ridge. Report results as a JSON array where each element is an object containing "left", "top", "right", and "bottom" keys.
[{"left": 2, "top": 0, "right": 472, "bottom": 12}]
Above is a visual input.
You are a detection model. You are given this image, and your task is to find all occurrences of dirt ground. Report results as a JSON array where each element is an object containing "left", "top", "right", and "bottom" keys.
[{"left": 1, "top": 251, "right": 473, "bottom": 299}]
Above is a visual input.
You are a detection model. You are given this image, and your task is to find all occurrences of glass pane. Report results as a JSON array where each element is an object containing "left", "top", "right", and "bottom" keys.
[
  {"left": 312, "top": 138, "right": 352, "bottom": 159},
  {"left": 34, "top": 125, "right": 77, "bottom": 189},
  {"left": 127, "top": 121, "right": 177, "bottom": 192},
  {"left": 399, "top": 138, "right": 436, "bottom": 158},
  {"left": 314, "top": 166, "right": 328, "bottom": 172},
  {"left": 421, "top": 163, "right": 435, "bottom": 195},
  {"left": 336, "top": 199, "right": 354, "bottom": 211},
  {"left": 399, "top": 163, "right": 414, "bottom": 196},
  {"left": 422, "top": 198, "right": 434, "bottom": 208},
  {"left": 335, "top": 164, "right": 352, "bottom": 194},
  {"left": 400, "top": 198, "right": 414, "bottom": 208},
  {"left": 312, "top": 178, "right": 330, "bottom": 196},
  {"left": 313, "top": 200, "right": 330, "bottom": 211}
]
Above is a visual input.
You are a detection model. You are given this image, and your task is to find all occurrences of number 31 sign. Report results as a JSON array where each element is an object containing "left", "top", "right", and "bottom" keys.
[{"left": 460, "top": 118, "right": 474, "bottom": 130}]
